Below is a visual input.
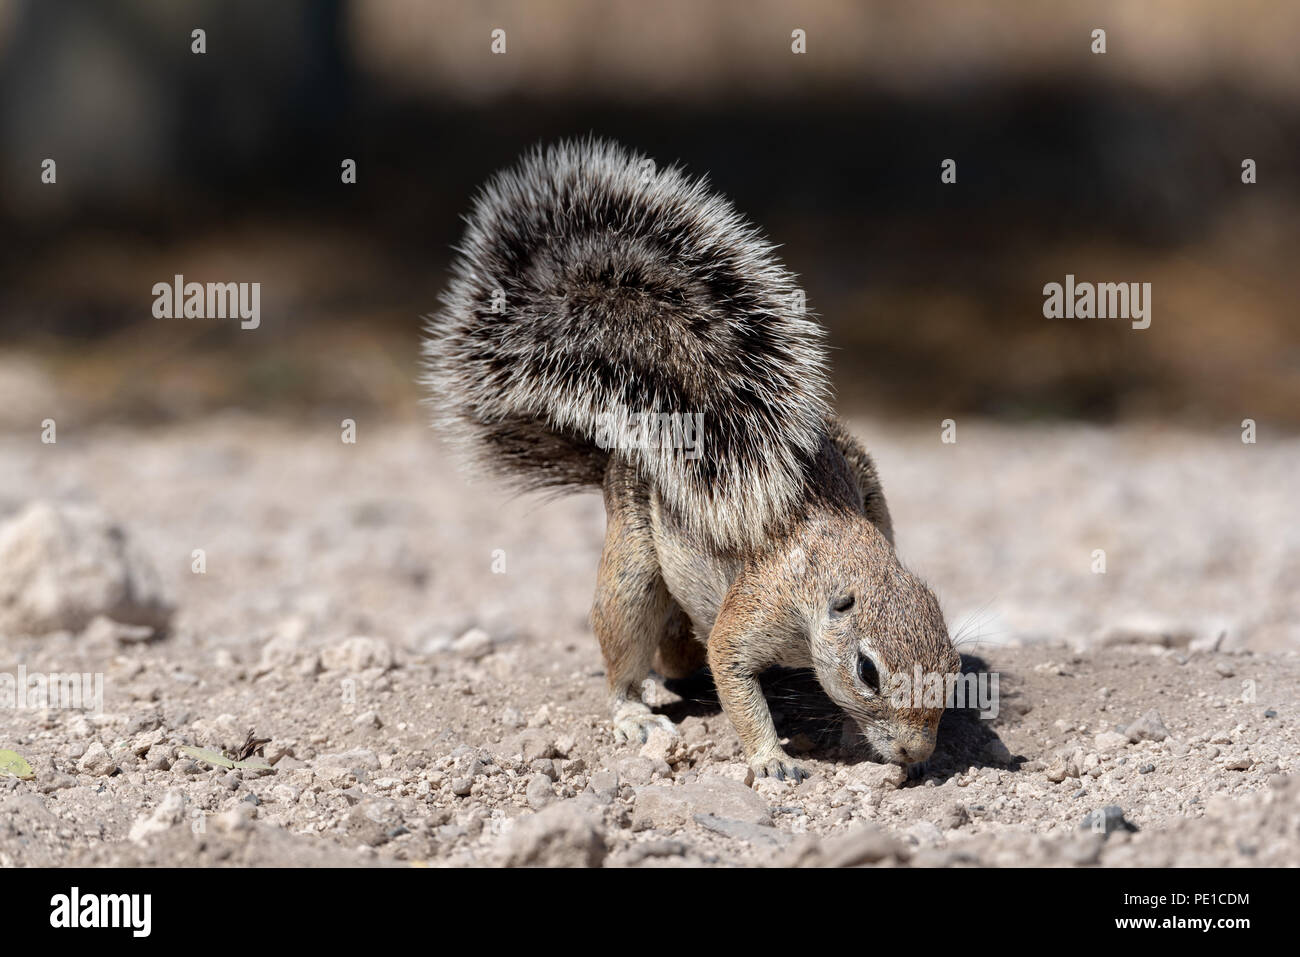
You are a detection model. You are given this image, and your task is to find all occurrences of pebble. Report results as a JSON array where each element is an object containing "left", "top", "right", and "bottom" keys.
[
  {"left": 320, "top": 636, "right": 393, "bottom": 673},
  {"left": 77, "top": 742, "right": 117, "bottom": 777},
  {"left": 127, "top": 790, "right": 186, "bottom": 844},
  {"left": 940, "top": 803, "right": 971, "bottom": 829},
  {"left": 501, "top": 729, "right": 556, "bottom": 764},
  {"left": 451, "top": 627, "right": 494, "bottom": 661},
  {"left": 1079, "top": 805, "right": 1138, "bottom": 835},
  {"left": 612, "top": 754, "right": 669, "bottom": 786},
  {"left": 587, "top": 769, "right": 620, "bottom": 804},
  {"left": 526, "top": 773, "right": 555, "bottom": 809},
  {"left": 1124, "top": 710, "right": 1170, "bottom": 743},
  {"left": 529, "top": 758, "right": 558, "bottom": 781}
]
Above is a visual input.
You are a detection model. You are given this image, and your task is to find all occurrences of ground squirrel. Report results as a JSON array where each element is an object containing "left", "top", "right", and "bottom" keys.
[{"left": 423, "top": 139, "right": 961, "bottom": 781}]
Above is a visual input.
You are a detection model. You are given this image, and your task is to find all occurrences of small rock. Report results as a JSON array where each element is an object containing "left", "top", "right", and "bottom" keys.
[
  {"left": 143, "top": 745, "right": 172, "bottom": 771},
  {"left": 496, "top": 800, "right": 606, "bottom": 867},
  {"left": 77, "top": 742, "right": 117, "bottom": 777},
  {"left": 1124, "top": 710, "right": 1169, "bottom": 744},
  {"left": 844, "top": 760, "right": 908, "bottom": 790},
  {"left": 501, "top": 729, "right": 556, "bottom": 764},
  {"left": 82, "top": 615, "right": 155, "bottom": 645},
  {"left": 526, "top": 773, "right": 555, "bottom": 809},
  {"left": 0, "top": 501, "right": 173, "bottom": 635},
  {"left": 639, "top": 726, "right": 678, "bottom": 764},
  {"left": 632, "top": 776, "right": 771, "bottom": 831},
  {"left": 612, "top": 754, "right": 669, "bottom": 786},
  {"left": 451, "top": 627, "right": 494, "bottom": 661},
  {"left": 127, "top": 790, "right": 186, "bottom": 844},
  {"left": 320, "top": 636, "right": 393, "bottom": 673},
  {"left": 940, "top": 803, "right": 970, "bottom": 829},
  {"left": 346, "top": 797, "right": 401, "bottom": 847},
  {"left": 130, "top": 728, "right": 165, "bottom": 756},
  {"left": 529, "top": 758, "right": 558, "bottom": 781},
  {"left": 822, "top": 823, "right": 907, "bottom": 867},
  {"left": 587, "top": 769, "right": 620, "bottom": 804},
  {"left": 315, "top": 747, "right": 381, "bottom": 772},
  {"left": 270, "top": 784, "right": 301, "bottom": 804},
  {"left": 1079, "top": 805, "right": 1138, "bottom": 836},
  {"left": 124, "top": 711, "right": 164, "bottom": 736}
]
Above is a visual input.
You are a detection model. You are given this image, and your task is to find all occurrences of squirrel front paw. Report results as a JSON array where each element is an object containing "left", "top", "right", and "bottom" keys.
[
  {"left": 611, "top": 701, "right": 677, "bottom": 745},
  {"left": 749, "top": 749, "right": 809, "bottom": 783}
]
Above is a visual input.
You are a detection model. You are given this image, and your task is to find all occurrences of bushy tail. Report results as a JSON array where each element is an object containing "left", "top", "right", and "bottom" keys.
[{"left": 422, "top": 138, "right": 831, "bottom": 550}]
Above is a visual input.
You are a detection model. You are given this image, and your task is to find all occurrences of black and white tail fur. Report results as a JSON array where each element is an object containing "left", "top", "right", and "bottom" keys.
[{"left": 422, "top": 138, "right": 831, "bottom": 551}]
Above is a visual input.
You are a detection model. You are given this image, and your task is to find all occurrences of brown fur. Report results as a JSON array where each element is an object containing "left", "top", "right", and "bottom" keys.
[{"left": 591, "top": 416, "right": 961, "bottom": 781}]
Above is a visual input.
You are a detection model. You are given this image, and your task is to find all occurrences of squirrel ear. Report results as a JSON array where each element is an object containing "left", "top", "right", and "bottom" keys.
[{"left": 829, "top": 594, "right": 855, "bottom": 617}]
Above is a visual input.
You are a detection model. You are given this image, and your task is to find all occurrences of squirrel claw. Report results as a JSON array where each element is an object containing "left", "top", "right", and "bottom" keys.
[{"left": 750, "top": 752, "right": 809, "bottom": 784}]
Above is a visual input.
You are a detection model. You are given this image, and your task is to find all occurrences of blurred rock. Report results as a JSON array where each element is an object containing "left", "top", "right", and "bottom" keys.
[
  {"left": 496, "top": 800, "right": 606, "bottom": 867},
  {"left": 0, "top": 501, "right": 172, "bottom": 635},
  {"left": 320, "top": 636, "right": 393, "bottom": 673},
  {"left": 631, "top": 776, "right": 770, "bottom": 831}
]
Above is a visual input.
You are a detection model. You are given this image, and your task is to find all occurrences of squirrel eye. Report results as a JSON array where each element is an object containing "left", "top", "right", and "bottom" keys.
[
  {"left": 857, "top": 654, "right": 879, "bottom": 692},
  {"left": 830, "top": 594, "right": 855, "bottom": 616}
]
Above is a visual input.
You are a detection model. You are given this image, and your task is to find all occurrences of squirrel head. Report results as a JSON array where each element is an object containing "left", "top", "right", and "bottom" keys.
[{"left": 799, "top": 512, "right": 963, "bottom": 767}]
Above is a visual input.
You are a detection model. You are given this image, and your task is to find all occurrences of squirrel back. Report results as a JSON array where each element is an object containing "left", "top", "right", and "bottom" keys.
[{"left": 422, "top": 139, "right": 832, "bottom": 551}]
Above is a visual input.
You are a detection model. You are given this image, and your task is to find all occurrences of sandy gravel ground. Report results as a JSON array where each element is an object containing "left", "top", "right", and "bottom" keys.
[{"left": 0, "top": 415, "right": 1296, "bottom": 867}]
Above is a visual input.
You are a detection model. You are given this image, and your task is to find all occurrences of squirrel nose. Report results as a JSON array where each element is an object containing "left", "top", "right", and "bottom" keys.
[{"left": 895, "top": 737, "right": 935, "bottom": 765}]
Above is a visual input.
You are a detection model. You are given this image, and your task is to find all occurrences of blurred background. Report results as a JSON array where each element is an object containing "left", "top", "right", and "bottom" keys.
[{"left": 1, "top": 0, "right": 1297, "bottom": 428}]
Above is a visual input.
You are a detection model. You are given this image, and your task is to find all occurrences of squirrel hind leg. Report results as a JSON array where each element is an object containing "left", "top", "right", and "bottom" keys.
[{"left": 592, "top": 465, "right": 679, "bottom": 744}]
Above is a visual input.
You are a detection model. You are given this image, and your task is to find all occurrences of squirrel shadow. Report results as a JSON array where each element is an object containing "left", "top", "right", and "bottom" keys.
[{"left": 661, "top": 653, "right": 1018, "bottom": 784}]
